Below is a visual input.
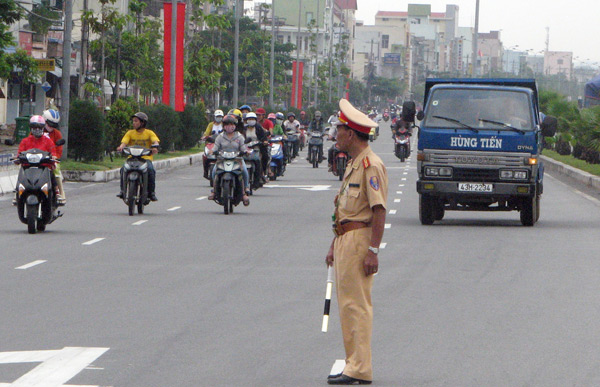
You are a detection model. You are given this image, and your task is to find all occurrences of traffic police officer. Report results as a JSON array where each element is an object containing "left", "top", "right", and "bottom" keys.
[{"left": 326, "top": 99, "right": 388, "bottom": 385}]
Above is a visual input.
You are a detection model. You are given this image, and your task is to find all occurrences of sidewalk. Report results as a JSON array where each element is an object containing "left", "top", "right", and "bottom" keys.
[{"left": 0, "top": 153, "right": 204, "bottom": 196}]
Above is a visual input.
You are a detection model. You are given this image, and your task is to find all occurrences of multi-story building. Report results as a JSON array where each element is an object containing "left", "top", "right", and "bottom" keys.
[
  {"left": 477, "top": 30, "right": 502, "bottom": 75},
  {"left": 544, "top": 51, "right": 573, "bottom": 80}
]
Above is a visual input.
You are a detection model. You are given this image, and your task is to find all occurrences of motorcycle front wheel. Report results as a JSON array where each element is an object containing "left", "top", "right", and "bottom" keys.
[
  {"left": 222, "top": 180, "right": 231, "bottom": 215},
  {"left": 312, "top": 148, "right": 319, "bottom": 168},
  {"left": 26, "top": 203, "right": 37, "bottom": 234},
  {"left": 127, "top": 180, "right": 137, "bottom": 216}
]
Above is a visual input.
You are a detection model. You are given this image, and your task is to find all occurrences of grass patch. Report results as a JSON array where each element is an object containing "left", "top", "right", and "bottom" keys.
[
  {"left": 543, "top": 149, "right": 600, "bottom": 177},
  {"left": 62, "top": 146, "right": 203, "bottom": 171}
]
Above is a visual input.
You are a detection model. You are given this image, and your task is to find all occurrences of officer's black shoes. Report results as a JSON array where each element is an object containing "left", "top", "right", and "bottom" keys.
[
  {"left": 328, "top": 373, "right": 342, "bottom": 380},
  {"left": 327, "top": 374, "right": 372, "bottom": 385},
  {"left": 116, "top": 192, "right": 124, "bottom": 199},
  {"left": 149, "top": 192, "right": 158, "bottom": 201}
]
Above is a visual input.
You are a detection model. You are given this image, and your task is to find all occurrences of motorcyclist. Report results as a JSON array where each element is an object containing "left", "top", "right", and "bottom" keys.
[
  {"left": 14, "top": 115, "right": 60, "bottom": 205},
  {"left": 327, "top": 123, "right": 339, "bottom": 172},
  {"left": 242, "top": 112, "right": 269, "bottom": 187},
  {"left": 202, "top": 109, "right": 224, "bottom": 138},
  {"left": 307, "top": 110, "right": 326, "bottom": 162},
  {"left": 228, "top": 108, "right": 244, "bottom": 133},
  {"left": 207, "top": 114, "right": 251, "bottom": 206},
  {"left": 42, "top": 108, "right": 66, "bottom": 205},
  {"left": 256, "top": 107, "right": 273, "bottom": 133},
  {"left": 283, "top": 112, "right": 301, "bottom": 157},
  {"left": 299, "top": 110, "right": 310, "bottom": 128},
  {"left": 116, "top": 112, "right": 160, "bottom": 201}
]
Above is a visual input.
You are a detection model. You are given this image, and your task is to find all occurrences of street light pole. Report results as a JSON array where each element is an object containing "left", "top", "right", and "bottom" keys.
[
  {"left": 471, "top": 0, "right": 479, "bottom": 77},
  {"left": 294, "top": 0, "right": 302, "bottom": 109},
  {"left": 269, "top": 0, "right": 275, "bottom": 106},
  {"left": 60, "top": 0, "right": 73, "bottom": 159},
  {"left": 233, "top": 0, "right": 241, "bottom": 108}
]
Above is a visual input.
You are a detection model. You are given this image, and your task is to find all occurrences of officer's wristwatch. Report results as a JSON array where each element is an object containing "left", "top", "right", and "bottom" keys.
[{"left": 368, "top": 246, "right": 379, "bottom": 254}]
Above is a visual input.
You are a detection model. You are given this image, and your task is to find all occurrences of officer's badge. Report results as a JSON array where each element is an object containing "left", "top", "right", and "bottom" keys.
[{"left": 370, "top": 176, "right": 380, "bottom": 191}]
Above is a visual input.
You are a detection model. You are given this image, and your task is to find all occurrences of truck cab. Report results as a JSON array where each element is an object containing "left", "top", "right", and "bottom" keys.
[{"left": 415, "top": 78, "right": 557, "bottom": 226}]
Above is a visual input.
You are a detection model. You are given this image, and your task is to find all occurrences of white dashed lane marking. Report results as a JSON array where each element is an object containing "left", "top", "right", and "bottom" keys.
[
  {"left": 132, "top": 220, "right": 147, "bottom": 226},
  {"left": 389, "top": 209, "right": 397, "bottom": 215},
  {"left": 401, "top": 178, "right": 407, "bottom": 181},
  {"left": 196, "top": 196, "right": 207, "bottom": 201},
  {"left": 394, "top": 198, "right": 401, "bottom": 203},
  {"left": 384, "top": 224, "right": 391, "bottom": 229},
  {"left": 167, "top": 206, "right": 181, "bottom": 211},
  {"left": 82, "top": 238, "right": 105, "bottom": 246},
  {"left": 15, "top": 260, "right": 47, "bottom": 270},
  {"left": 396, "top": 191, "right": 403, "bottom": 194},
  {"left": 379, "top": 242, "right": 387, "bottom": 249}
]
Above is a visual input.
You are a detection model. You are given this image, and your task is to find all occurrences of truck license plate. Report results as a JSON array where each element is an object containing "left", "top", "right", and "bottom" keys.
[{"left": 458, "top": 183, "right": 493, "bottom": 192}]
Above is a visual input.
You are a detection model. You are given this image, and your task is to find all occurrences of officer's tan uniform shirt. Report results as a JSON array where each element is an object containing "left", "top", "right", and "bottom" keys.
[{"left": 337, "top": 146, "right": 388, "bottom": 223}]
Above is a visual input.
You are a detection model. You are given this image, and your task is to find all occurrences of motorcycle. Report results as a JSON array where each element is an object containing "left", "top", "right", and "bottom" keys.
[
  {"left": 268, "top": 135, "right": 286, "bottom": 180},
  {"left": 369, "top": 126, "right": 378, "bottom": 142},
  {"left": 383, "top": 113, "right": 390, "bottom": 122},
  {"left": 213, "top": 150, "right": 246, "bottom": 214},
  {"left": 13, "top": 141, "right": 65, "bottom": 234},
  {"left": 331, "top": 145, "right": 349, "bottom": 181},
  {"left": 285, "top": 129, "right": 299, "bottom": 162},
  {"left": 307, "top": 131, "right": 324, "bottom": 168},
  {"left": 120, "top": 146, "right": 153, "bottom": 216},
  {"left": 299, "top": 125, "right": 307, "bottom": 151},
  {"left": 243, "top": 140, "right": 262, "bottom": 194},
  {"left": 394, "top": 126, "right": 412, "bottom": 162},
  {"left": 203, "top": 136, "right": 217, "bottom": 186}
]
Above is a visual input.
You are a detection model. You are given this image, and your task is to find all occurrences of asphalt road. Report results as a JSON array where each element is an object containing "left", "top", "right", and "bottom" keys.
[{"left": 1, "top": 124, "right": 600, "bottom": 386}]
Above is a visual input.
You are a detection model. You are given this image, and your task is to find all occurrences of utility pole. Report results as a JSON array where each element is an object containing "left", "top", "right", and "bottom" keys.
[
  {"left": 367, "top": 38, "right": 373, "bottom": 105},
  {"left": 269, "top": 0, "right": 275, "bottom": 106},
  {"left": 233, "top": 0, "right": 241, "bottom": 108},
  {"left": 327, "top": 0, "right": 334, "bottom": 103},
  {"left": 294, "top": 0, "right": 302, "bottom": 109},
  {"left": 169, "top": 0, "right": 176, "bottom": 108},
  {"left": 78, "top": 0, "right": 88, "bottom": 99},
  {"left": 60, "top": 0, "right": 73, "bottom": 159},
  {"left": 471, "top": 0, "right": 479, "bottom": 77},
  {"left": 313, "top": 0, "right": 319, "bottom": 108}
]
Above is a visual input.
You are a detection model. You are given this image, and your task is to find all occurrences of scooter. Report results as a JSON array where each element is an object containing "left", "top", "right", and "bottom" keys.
[
  {"left": 203, "top": 136, "right": 217, "bottom": 186},
  {"left": 121, "top": 146, "right": 152, "bottom": 216},
  {"left": 213, "top": 150, "right": 246, "bottom": 214},
  {"left": 13, "top": 141, "right": 65, "bottom": 234},
  {"left": 243, "top": 140, "right": 262, "bottom": 194},
  {"left": 331, "top": 146, "right": 349, "bottom": 181},
  {"left": 394, "top": 126, "right": 411, "bottom": 162},
  {"left": 299, "top": 125, "right": 307, "bottom": 151},
  {"left": 285, "top": 129, "right": 299, "bottom": 162},
  {"left": 268, "top": 135, "right": 286, "bottom": 180},
  {"left": 307, "top": 131, "right": 325, "bottom": 168}
]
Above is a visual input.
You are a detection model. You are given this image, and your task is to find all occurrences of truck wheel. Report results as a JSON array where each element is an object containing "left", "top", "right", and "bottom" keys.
[
  {"left": 535, "top": 194, "right": 541, "bottom": 222},
  {"left": 520, "top": 195, "right": 537, "bottom": 226},
  {"left": 434, "top": 201, "right": 445, "bottom": 221},
  {"left": 419, "top": 195, "right": 435, "bottom": 225}
]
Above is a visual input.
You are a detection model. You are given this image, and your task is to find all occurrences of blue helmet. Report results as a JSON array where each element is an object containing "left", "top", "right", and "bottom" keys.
[
  {"left": 239, "top": 104, "right": 251, "bottom": 112},
  {"left": 43, "top": 109, "right": 60, "bottom": 126}
]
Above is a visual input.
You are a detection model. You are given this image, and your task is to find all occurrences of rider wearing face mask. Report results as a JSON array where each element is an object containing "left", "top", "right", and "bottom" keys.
[
  {"left": 208, "top": 115, "right": 251, "bottom": 206},
  {"left": 243, "top": 112, "right": 269, "bottom": 186},
  {"left": 203, "top": 110, "right": 224, "bottom": 139}
]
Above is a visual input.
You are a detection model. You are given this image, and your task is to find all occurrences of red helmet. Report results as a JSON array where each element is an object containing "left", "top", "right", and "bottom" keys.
[{"left": 256, "top": 107, "right": 266, "bottom": 115}]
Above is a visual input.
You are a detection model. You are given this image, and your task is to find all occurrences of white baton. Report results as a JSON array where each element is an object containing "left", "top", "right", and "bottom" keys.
[{"left": 321, "top": 265, "right": 334, "bottom": 333}]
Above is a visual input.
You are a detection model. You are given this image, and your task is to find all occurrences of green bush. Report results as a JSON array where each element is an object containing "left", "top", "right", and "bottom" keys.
[
  {"left": 144, "top": 104, "right": 182, "bottom": 152},
  {"left": 177, "top": 103, "right": 207, "bottom": 150},
  {"left": 68, "top": 99, "right": 107, "bottom": 161},
  {"left": 105, "top": 99, "right": 136, "bottom": 151}
]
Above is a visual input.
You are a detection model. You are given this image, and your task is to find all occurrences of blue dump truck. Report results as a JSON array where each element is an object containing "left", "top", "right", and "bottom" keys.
[{"left": 415, "top": 78, "right": 557, "bottom": 226}]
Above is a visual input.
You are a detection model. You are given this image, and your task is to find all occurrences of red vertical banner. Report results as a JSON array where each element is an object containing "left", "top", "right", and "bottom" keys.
[
  {"left": 297, "top": 62, "right": 304, "bottom": 108},
  {"left": 162, "top": 2, "right": 172, "bottom": 105},
  {"left": 175, "top": 2, "right": 185, "bottom": 112},
  {"left": 291, "top": 61, "right": 297, "bottom": 108}
]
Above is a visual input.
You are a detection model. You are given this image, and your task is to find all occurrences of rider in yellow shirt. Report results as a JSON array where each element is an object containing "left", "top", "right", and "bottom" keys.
[{"left": 116, "top": 112, "right": 160, "bottom": 201}]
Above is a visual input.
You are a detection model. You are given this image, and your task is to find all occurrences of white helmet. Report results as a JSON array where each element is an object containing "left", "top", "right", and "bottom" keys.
[
  {"left": 244, "top": 112, "right": 257, "bottom": 120},
  {"left": 214, "top": 109, "right": 224, "bottom": 117},
  {"left": 43, "top": 109, "right": 60, "bottom": 126}
]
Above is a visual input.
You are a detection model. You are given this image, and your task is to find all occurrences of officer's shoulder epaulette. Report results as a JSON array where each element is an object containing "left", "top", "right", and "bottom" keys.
[{"left": 362, "top": 156, "right": 371, "bottom": 169}]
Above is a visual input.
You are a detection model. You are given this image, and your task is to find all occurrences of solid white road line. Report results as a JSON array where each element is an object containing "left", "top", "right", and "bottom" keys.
[
  {"left": 384, "top": 224, "right": 391, "bottom": 229},
  {"left": 167, "top": 206, "right": 181, "bottom": 211},
  {"left": 132, "top": 220, "right": 147, "bottom": 226},
  {"left": 546, "top": 173, "right": 600, "bottom": 206},
  {"left": 379, "top": 242, "right": 387, "bottom": 249},
  {"left": 15, "top": 260, "right": 47, "bottom": 270},
  {"left": 389, "top": 209, "right": 397, "bottom": 214},
  {"left": 196, "top": 196, "right": 207, "bottom": 201},
  {"left": 82, "top": 238, "right": 105, "bottom": 246},
  {"left": 394, "top": 198, "right": 401, "bottom": 203}
]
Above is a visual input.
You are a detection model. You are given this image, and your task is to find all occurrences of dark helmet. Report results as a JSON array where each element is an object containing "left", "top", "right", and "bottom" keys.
[
  {"left": 275, "top": 112, "right": 285, "bottom": 120},
  {"left": 132, "top": 112, "right": 148, "bottom": 126},
  {"left": 222, "top": 114, "right": 237, "bottom": 125},
  {"left": 287, "top": 112, "right": 296, "bottom": 118}
]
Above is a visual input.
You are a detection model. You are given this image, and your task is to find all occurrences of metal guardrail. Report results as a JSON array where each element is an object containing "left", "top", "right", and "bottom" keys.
[{"left": 0, "top": 153, "right": 16, "bottom": 169}]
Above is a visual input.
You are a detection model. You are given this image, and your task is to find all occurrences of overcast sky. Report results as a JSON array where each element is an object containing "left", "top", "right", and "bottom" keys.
[{"left": 355, "top": 0, "right": 600, "bottom": 67}]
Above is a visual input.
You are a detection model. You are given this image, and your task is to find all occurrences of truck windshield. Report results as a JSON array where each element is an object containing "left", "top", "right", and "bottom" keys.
[{"left": 424, "top": 88, "right": 534, "bottom": 131}]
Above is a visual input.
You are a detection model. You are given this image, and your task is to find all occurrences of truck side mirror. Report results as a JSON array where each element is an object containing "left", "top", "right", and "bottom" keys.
[
  {"left": 540, "top": 116, "right": 557, "bottom": 137},
  {"left": 416, "top": 110, "right": 425, "bottom": 121}
]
